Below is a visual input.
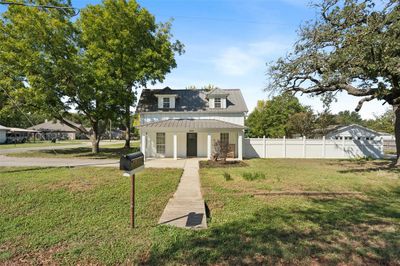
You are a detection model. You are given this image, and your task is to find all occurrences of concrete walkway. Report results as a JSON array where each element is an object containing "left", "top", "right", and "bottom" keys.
[{"left": 158, "top": 158, "right": 207, "bottom": 229}]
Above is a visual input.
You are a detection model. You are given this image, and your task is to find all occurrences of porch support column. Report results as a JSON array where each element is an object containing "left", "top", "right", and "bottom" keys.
[
  {"left": 238, "top": 130, "right": 243, "bottom": 160},
  {"left": 207, "top": 133, "right": 212, "bottom": 160},
  {"left": 141, "top": 132, "right": 146, "bottom": 160},
  {"left": 173, "top": 133, "right": 177, "bottom": 160}
]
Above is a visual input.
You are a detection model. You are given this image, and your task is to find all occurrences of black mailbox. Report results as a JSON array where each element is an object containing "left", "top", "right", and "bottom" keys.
[{"left": 120, "top": 152, "right": 144, "bottom": 173}]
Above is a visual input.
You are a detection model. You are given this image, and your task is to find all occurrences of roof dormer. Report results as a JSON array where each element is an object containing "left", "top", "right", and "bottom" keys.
[
  {"left": 154, "top": 87, "right": 178, "bottom": 110},
  {"left": 207, "top": 88, "right": 229, "bottom": 109}
]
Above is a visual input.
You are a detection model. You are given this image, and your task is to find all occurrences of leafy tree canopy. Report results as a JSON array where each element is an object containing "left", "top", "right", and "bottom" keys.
[
  {"left": 246, "top": 93, "right": 307, "bottom": 137},
  {"left": 267, "top": 0, "right": 400, "bottom": 162},
  {"left": 0, "top": 0, "right": 182, "bottom": 152}
]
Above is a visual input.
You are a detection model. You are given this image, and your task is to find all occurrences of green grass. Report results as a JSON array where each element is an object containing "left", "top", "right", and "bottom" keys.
[
  {"left": 7, "top": 142, "right": 140, "bottom": 159},
  {"left": 1, "top": 159, "right": 399, "bottom": 265},
  {"left": 0, "top": 140, "right": 86, "bottom": 150},
  {"left": 148, "top": 159, "right": 400, "bottom": 265},
  {"left": 0, "top": 167, "right": 182, "bottom": 265}
]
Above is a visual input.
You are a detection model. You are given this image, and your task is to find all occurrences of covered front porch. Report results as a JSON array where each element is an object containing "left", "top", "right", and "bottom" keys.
[{"left": 139, "top": 119, "right": 244, "bottom": 160}]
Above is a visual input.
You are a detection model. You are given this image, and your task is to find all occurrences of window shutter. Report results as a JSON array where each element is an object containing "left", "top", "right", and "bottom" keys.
[
  {"left": 221, "top": 98, "right": 227, "bottom": 108},
  {"left": 209, "top": 98, "right": 214, "bottom": 108},
  {"left": 157, "top": 97, "right": 163, "bottom": 109},
  {"left": 170, "top": 97, "right": 175, "bottom": 108}
]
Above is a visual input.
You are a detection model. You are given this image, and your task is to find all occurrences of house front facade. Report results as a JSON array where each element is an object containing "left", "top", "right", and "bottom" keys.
[{"left": 136, "top": 87, "right": 248, "bottom": 160}]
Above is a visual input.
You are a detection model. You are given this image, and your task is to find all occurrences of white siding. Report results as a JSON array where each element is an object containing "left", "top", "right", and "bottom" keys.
[
  {"left": 0, "top": 130, "right": 6, "bottom": 144},
  {"left": 141, "top": 112, "right": 245, "bottom": 126},
  {"left": 326, "top": 125, "right": 380, "bottom": 140},
  {"left": 209, "top": 98, "right": 214, "bottom": 109},
  {"left": 142, "top": 130, "right": 240, "bottom": 158}
]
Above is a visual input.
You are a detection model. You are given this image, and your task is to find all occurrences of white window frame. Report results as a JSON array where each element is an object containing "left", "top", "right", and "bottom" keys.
[
  {"left": 156, "top": 132, "right": 166, "bottom": 154},
  {"left": 163, "top": 97, "right": 170, "bottom": 109},
  {"left": 214, "top": 98, "right": 221, "bottom": 108},
  {"left": 220, "top": 132, "right": 229, "bottom": 145}
]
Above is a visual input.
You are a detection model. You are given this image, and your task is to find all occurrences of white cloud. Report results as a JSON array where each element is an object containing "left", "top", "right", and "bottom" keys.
[
  {"left": 214, "top": 38, "right": 293, "bottom": 76},
  {"left": 249, "top": 39, "right": 293, "bottom": 56},
  {"left": 214, "top": 47, "right": 260, "bottom": 76}
]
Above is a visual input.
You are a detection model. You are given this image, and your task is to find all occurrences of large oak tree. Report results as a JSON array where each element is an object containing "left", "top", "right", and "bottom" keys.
[
  {"left": 267, "top": 0, "right": 400, "bottom": 163},
  {"left": 0, "top": 0, "right": 182, "bottom": 152}
]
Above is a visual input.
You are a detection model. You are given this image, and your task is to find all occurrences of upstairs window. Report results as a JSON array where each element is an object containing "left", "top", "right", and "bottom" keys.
[
  {"left": 163, "top": 97, "right": 170, "bottom": 109},
  {"left": 214, "top": 98, "right": 221, "bottom": 108}
]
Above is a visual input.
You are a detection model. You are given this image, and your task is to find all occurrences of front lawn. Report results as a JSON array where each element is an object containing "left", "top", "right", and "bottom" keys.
[
  {"left": 0, "top": 167, "right": 182, "bottom": 264},
  {"left": 1, "top": 159, "right": 399, "bottom": 265},
  {"left": 6, "top": 142, "right": 140, "bottom": 159},
  {"left": 149, "top": 159, "right": 400, "bottom": 265}
]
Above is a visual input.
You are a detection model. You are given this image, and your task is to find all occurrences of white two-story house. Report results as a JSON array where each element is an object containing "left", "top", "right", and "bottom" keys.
[{"left": 136, "top": 87, "right": 248, "bottom": 160}]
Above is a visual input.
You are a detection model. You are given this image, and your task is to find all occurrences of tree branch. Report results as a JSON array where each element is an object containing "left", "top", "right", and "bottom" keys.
[{"left": 355, "top": 95, "right": 375, "bottom": 111}]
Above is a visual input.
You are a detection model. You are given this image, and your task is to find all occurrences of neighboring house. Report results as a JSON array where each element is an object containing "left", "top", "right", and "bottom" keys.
[
  {"left": 0, "top": 125, "right": 38, "bottom": 144},
  {"left": 28, "top": 119, "right": 88, "bottom": 140},
  {"left": 0, "top": 125, "right": 8, "bottom": 144},
  {"left": 325, "top": 124, "right": 387, "bottom": 140},
  {"left": 136, "top": 87, "right": 248, "bottom": 160},
  {"left": 6, "top": 127, "right": 38, "bottom": 143}
]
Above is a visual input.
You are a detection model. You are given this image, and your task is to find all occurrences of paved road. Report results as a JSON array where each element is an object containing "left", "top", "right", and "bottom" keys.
[
  {"left": 0, "top": 140, "right": 126, "bottom": 154},
  {"left": 0, "top": 155, "right": 119, "bottom": 167},
  {"left": 0, "top": 154, "right": 187, "bottom": 168},
  {"left": 158, "top": 158, "right": 207, "bottom": 229}
]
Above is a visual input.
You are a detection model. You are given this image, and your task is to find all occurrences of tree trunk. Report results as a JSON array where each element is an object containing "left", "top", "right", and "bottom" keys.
[
  {"left": 395, "top": 106, "right": 400, "bottom": 165},
  {"left": 91, "top": 135, "right": 100, "bottom": 153},
  {"left": 91, "top": 123, "right": 100, "bottom": 154},
  {"left": 124, "top": 106, "right": 131, "bottom": 149}
]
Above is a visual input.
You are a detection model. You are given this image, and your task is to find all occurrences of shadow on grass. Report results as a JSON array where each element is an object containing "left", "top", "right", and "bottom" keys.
[
  {"left": 39, "top": 147, "right": 140, "bottom": 159},
  {"left": 333, "top": 160, "right": 400, "bottom": 175},
  {"left": 147, "top": 188, "right": 400, "bottom": 265}
]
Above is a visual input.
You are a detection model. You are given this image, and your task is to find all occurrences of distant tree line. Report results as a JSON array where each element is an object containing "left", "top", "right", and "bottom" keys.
[{"left": 245, "top": 93, "right": 394, "bottom": 138}]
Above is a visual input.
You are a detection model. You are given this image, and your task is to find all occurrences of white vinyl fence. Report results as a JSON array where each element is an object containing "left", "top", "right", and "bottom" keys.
[{"left": 244, "top": 136, "right": 384, "bottom": 159}]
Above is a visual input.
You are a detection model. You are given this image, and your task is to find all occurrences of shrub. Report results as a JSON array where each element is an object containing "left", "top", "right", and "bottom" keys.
[
  {"left": 242, "top": 171, "right": 266, "bottom": 181},
  {"left": 223, "top": 172, "right": 232, "bottom": 181},
  {"left": 212, "top": 140, "right": 229, "bottom": 163}
]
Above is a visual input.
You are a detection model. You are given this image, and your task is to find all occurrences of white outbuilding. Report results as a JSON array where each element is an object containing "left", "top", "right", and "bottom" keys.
[
  {"left": 0, "top": 125, "right": 9, "bottom": 144},
  {"left": 325, "top": 124, "right": 387, "bottom": 140}
]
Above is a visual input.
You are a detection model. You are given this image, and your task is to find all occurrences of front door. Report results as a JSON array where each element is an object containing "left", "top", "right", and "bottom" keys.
[{"left": 187, "top": 133, "right": 197, "bottom": 157}]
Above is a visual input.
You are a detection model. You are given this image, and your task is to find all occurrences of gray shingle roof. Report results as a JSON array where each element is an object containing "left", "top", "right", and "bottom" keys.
[
  {"left": 137, "top": 87, "right": 248, "bottom": 113},
  {"left": 28, "top": 120, "right": 82, "bottom": 132},
  {"left": 140, "top": 119, "right": 245, "bottom": 129},
  {"left": 207, "top": 88, "right": 229, "bottom": 97}
]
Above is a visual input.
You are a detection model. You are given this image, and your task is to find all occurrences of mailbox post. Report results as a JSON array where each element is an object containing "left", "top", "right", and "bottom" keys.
[{"left": 119, "top": 152, "right": 144, "bottom": 228}]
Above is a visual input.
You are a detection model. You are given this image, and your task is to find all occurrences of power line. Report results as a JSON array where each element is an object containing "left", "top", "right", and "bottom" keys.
[{"left": 0, "top": 1, "right": 80, "bottom": 16}]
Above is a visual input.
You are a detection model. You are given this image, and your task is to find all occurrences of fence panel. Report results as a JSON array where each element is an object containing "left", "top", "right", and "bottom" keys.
[{"left": 244, "top": 137, "right": 384, "bottom": 159}]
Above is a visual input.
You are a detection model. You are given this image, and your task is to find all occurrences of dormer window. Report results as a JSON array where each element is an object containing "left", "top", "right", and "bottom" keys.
[
  {"left": 163, "top": 97, "right": 170, "bottom": 109},
  {"left": 214, "top": 98, "right": 221, "bottom": 108}
]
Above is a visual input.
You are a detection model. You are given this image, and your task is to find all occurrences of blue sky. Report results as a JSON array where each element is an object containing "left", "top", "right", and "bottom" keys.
[{"left": 2, "top": 0, "right": 389, "bottom": 118}]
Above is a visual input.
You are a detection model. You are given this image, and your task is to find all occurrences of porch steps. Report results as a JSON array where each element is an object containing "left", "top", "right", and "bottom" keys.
[{"left": 158, "top": 158, "right": 207, "bottom": 229}]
